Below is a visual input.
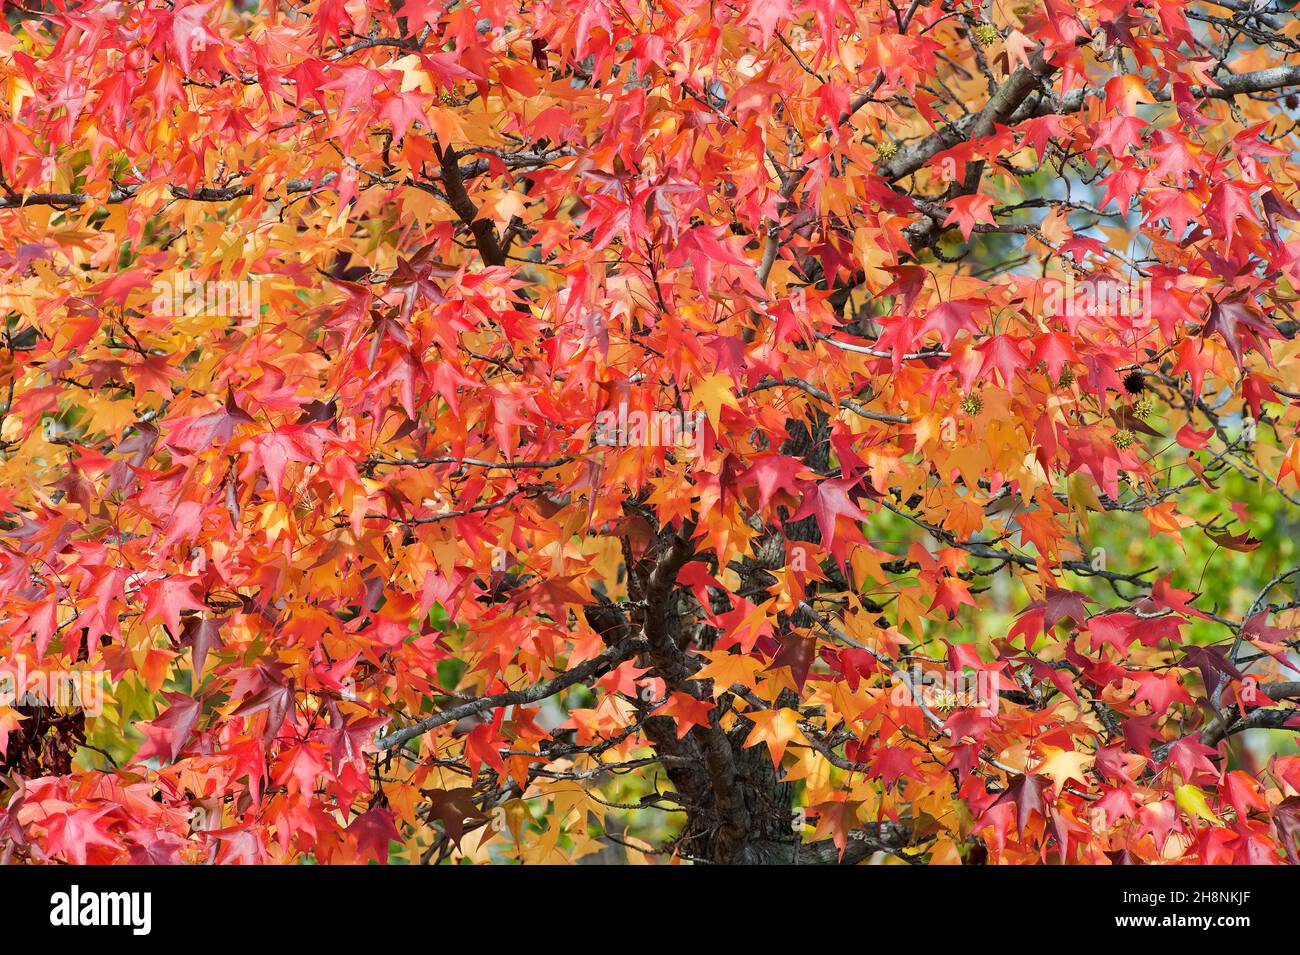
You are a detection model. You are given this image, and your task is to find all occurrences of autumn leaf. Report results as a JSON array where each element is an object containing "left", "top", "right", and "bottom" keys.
[
  {"left": 943, "top": 194, "right": 997, "bottom": 240},
  {"left": 134, "top": 693, "right": 202, "bottom": 764},
  {"left": 2, "top": 0, "right": 1299, "bottom": 872},
  {"left": 743, "top": 708, "right": 807, "bottom": 766}
]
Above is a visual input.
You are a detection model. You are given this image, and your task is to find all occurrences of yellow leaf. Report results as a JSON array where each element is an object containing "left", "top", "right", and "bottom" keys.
[
  {"left": 391, "top": 53, "right": 434, "bottom": 93},
  {"left": 1033, "top": 745, "right": 1092, "bottom": 796},
  {"left": 742, "top": 708, "right": 806, "bottom": 765},
  {"left": 1037, "top": 206, "right": 1072, "bottom": 247},
  {"left": 693, "top": 650, "right": 764, "bottom": 697},
  {"left": 1175, "top": 784, "right": 1219, "bottom": 824},
  {"left": 1066, "top": 471, "right": 1104, "bottom": 534},
  {"left": 690, "top": 372, "right": 739, "bottom": 431},
  {"left": 477, "top": 189, "right": 528, "bottom": 229},
  {"left": 928, "top": 837, "right": 964, "bottom": 865}
]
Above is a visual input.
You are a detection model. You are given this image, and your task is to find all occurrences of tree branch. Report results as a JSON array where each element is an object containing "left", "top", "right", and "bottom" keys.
[{"left": 375, "top": 637, "right": 648, "bottom": 750}]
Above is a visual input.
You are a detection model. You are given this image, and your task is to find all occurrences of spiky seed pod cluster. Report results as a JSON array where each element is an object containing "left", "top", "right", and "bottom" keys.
[
  {"left": 1132, "top": 395, "right": 1156, "bottom": 419},
  {"left": 930, "top": 687, "right": 958, "bottom": 713},
  {"left": 875, "top": 139, "right": 897, "bottom": 162},
  {"left": 974, "top": 23, "right": 999, "bottom": 46},
  {"left": 1113, "top": 428, "right": 1135, "bottom": 449},
  {"left": 1122, "top": 370, "right": 1145, "bottom": 395},
  {"left": 1042, "top": 362, "right": 1077, "bottom": 388},
  {"left": 960, "top": 392, "right": 983, "bottom": 416}
]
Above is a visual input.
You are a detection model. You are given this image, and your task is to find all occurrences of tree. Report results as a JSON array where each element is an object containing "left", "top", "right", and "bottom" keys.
[{"left": 1, "top": 0, "right": 1300, "bottom": 866}]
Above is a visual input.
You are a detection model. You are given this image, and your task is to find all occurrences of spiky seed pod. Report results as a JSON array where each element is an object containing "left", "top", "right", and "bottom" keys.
[
  {"left": 875, "top": 139, "right": 897, "bottom": 162},
  {"left": 1113, "top": 428, "right": 1135, "bottom": 449},
  {"left": 1132, "top": 395, "right": 1156, "bottom": 419},
  {"left": 930, "top": 687, "right": 958, "bottom": 713},
  {"left": 1122, "top": 370, "right": 1145, "bottom": 395},
  {"left": 960, "top": 392, "right": 983, "bottom": 416},
  {"left": 1057, "top": 365, "right": 1075, "bottom": 388},
  {"left": 974, "top": 23, "right": 999, "bottom": 46}
]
